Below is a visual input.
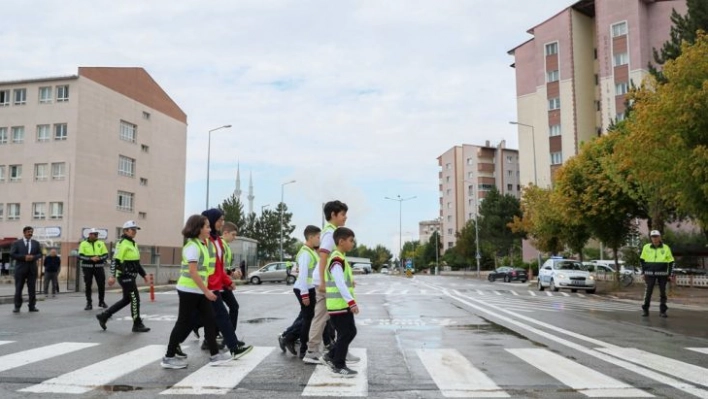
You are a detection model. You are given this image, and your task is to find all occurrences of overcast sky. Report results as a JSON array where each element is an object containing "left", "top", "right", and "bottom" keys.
[{"left": 3, "top": 0, "right": 574, "bottom": 257}]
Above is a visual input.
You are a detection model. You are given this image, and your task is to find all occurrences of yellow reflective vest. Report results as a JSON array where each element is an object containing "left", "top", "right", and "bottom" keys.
[
  {"left": 325, "top": 249, "right": 355, "bottom": 312},
  {"left": 177, "top": 239, "right": 215, "bottom": 292}
]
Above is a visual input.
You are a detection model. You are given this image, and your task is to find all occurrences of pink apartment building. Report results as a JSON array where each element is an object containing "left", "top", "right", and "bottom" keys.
[{"left": 0, "top": 67, "right": 187, "bottom": 267}]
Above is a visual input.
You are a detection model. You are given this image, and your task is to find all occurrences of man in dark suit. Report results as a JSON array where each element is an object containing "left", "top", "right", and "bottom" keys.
[{"left": 10, "top": 226, "right": 43, "bottom": 313}]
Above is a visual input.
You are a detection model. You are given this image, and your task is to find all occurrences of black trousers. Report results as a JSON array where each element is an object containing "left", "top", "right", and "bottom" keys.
[
  {"left": 328, "top": 311, "right": 357, "bottom": 369},
  {"left": 167, "top": 290, "right": 219, "bottom": 357},
  {"left": 105, "top": 276, "right": 141, "bottom": 324},
  {"left": 221, "top": 289, "right": 239, "bottom": 331},
  {"left": 293, "top": 288, "right": 316, "bottom": 355},
  {"left": 83, "top": 266, "right": 106, "bottom": 303},
  {"left": 14, "top": 265, "right": 37, "bottom": 309},
  {"left": 643, "top": 275, "right": 668, "bottom": 313},
  {"left": 43, "top": 271, "right": 59, "bottom": 295},
  {"left": 212, "top": 291, "right": 239, "bottom": 350}
]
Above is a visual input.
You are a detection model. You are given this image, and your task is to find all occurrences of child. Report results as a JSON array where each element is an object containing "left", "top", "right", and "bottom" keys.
[
  {"left": 322, "top": 227, "right": 359, "bottom": 377},
  {"left": 221, "top": 222, "right": 246, "bottom": 343}
]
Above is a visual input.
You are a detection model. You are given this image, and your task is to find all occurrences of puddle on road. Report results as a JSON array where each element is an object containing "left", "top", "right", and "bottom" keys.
[
  {"left": 244, "top": 317, "right": 282, "bottom": 324},
  {"left": 101, "top": 385, "right": 143, "bottom": 392},
  {"left": 448, "top": 317, "right": 547, "bottom": 347}
]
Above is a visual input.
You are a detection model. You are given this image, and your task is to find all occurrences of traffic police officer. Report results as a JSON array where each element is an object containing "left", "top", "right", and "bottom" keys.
[
  {"left": 79, "top": 228, "right": 108, "bottom": 310},
  {"left": 640, "top": 230, "right": 675, "bottom": 318}
]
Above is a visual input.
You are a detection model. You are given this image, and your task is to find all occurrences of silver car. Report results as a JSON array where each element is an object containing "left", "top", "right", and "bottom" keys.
[{"left": 248, "top": 262, "right": 296, "bottom": 285}]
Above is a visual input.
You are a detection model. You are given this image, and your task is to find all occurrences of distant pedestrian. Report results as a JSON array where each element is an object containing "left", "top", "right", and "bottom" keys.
[
  {"left": 221, "top": 222, "right": 244, "bottom": 338},
  {"left": 79, "top": 228, "right": 109, "bottom": 310},
  {"left": 240, "top": 260, "right": 247, "bottom": 281},
  {"left": 640, "top": 230, "right": 675, "bottom": 318},
  {"left": 323, "top": 227, "right": 359, "bottom": 377},
  {"left": 10, "top": 226, "right": 43, "bottom": 313},
  {"left": 96, "top": 221, "right": 150, "bottom": 332},
  {"left": 43, "top": 249, "right": 61, "bottom": 297}
]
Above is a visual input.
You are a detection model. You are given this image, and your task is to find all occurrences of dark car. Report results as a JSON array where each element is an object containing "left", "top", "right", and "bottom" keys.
[{"left": 488, "top": 267, "right": 528, "bottom": 283}]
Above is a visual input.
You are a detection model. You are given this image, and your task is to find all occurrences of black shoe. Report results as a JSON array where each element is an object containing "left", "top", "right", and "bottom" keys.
[
  {"left": 237, "top": 340, "right": 246, "bottom": 347},
  {"left": 132, "top": 323, "right": 150, "bottom": 333},
  {"left": 175, "top": 345, "right": 188, "bottom": 359},
  {"left": 84, "top": 303, "right": 93, "bottom": 311},
  {"left": 98, "top": 302, "right": 108, "bottom": 309},
  {"left": 230, "top": 344, "right": 254, "bottom": 360},
  {"left": 660, "top": 312, "right": 668, "bottom": 318},
  {"left": 201, "top": 340, "right": 225, "bottom": 350},
  {"left": 29, "top": 308, "right": 39, "bottom": 312},
  {"left": 12, "top": 308, "right": 19, "bottom": 313},
  {"left": 96, "top": 313, "right": 109, "bottom": 330},
  {"left": 642, "top": 310, "right": 649, "bottom": 317},
  {"left": 284, "top": 339, "right": 297, "bottom": 356},
  {"left": 278, "top": 335, "right": 286, "bottom": 353}
]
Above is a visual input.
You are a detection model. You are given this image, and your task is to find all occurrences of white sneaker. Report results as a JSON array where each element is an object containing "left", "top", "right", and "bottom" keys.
[
  {"left": 209, "top": 352, "right": 233, "bottom": 366},
  {"left": 302, "top": 351, "right": 322, "bottom": 364},
  {"left": 345, "top": 352, "right": 360, "bottom": 364},
  {"left": 161, "top": 356, "right": 187, "bottom": 369}
]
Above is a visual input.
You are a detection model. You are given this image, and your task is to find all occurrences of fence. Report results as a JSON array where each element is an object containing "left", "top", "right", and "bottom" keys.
[{"left": 593, "top": 272, "right": 708, "bottom": 288}]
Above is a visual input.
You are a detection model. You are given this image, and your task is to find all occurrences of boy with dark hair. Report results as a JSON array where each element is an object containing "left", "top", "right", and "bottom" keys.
[
  {"left": 322, "top": 227, "right": 359, "bottom": 377},
  {"left": 279, "top": 225, "right": 321, "bottom": 359},
  {"left": 304, "top": 200, "right": 350, "bottom": 364}
]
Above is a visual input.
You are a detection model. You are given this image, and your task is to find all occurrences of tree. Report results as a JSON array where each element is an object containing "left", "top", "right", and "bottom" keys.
[
  {"left": 371, "top": 245, "right": 393, "bottom": 270},
  {"left": 218, "top": 194, "right": 246, "bottom": 232},
  {"left": 510, "top": 185, "right": 565, "bottom": 255},
  {"left": 651, "top": 0, "right": 708, "bottom": 81},
  {"left": 454, "top": 219, "right": 478, "bottom": 264},
  {"left": 477, "top": 187, "right": 524, "bottom": 259}
]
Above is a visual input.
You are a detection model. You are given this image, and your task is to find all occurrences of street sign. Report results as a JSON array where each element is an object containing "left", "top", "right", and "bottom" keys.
[{"left": 405, "top": 259, "right": 413, "bottom": 269}]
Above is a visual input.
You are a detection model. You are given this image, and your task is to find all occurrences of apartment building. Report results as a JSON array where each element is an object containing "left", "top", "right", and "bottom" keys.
[
  {"left": 508, "top": 0, "right": 686, "bottom": 188},
  {"left": 0, "top": 67, "right": 187, "bottom": 266},
  {"left": 437, "top": 141, "right": 520, "bottom": 250},
  {"left": 418, "top": 219, "right": 441, "bottom": 245}
]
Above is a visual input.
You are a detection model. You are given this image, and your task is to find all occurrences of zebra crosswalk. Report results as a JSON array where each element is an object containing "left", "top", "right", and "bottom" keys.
[{"left": 0, "top": 340, "right": 706, "bottom": 397}]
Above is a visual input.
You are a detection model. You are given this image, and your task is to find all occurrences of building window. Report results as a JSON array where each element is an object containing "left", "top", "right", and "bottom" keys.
[
  {"left": 9, "top": 165, "right": 22, "bottom": 182},
  {"left": 594, "top": 74, "right": 599, "bottom": 85},
  {"left": 445, "top": 176, "right": 450, "bottom": 183},
  {"left": 32, "top": 202, "right": 46, "bottom": 220},
  {"left": 11, "top": 126, "right": 24, "bottom": 143},
  {"left": 447, "top": 202, "right": 451, "bottom": 209},
  {"left": 548, "top": 97, "right": 561, "bottom": 110},
  {"left": 612, "top": 21, "right": 628, "bottom": 38},
  {"left": 447, "top": 229, "right": 453, "bottom": 234},
  {"left": 596, "top": 100, "right": 601, "bottom": 111},
  {"left": 0, "top": 90, "right": 9, "bottom": 106},
  {"left": 507, "top": 170, "right": 513, "bottom": 177},
  {"left": 546, "top": 70, "right": 559, "bottom": 83},
  {"left": 117, "top": 191, "right": 134, "bottom": 211},
  {"left": 54, "top": 123, "right": 68, "bottom": 141},
  {"left": 507, "top": 184, "right": 513, "bottom": 192},
  {"left": 594, "top": 48, "right": 598, "bottom": 60},
  {"left": 34, "top": 163, "right": 48, "bottom": 181},
  {"left": 0, "top": 127, "right": 7, "bottom": 144},
  {"left": 507, "top": 155, "right": 513, "bottom": 163},
  {"left": 118, "top": 155, "right": 135, "bottom": 177},
  {"left": 56, "top": 85, "right": 69, "bottom": 102},
  {"left": 551, "top": 152, "right": 563, "bottom": 165},
  {"left": 142, "top": 111, "right": 150, "bottom": 120},
  {"left": 517, "top": 184, "right": 521, "bottom": 190},
  {"left": 480, "top": 184, "right": 495, "bottom": 191},
  {"left": 445, "top": 163, "right": 451, "bottom": 170},
  {"left": 8, "top": 203, "right": 20, "bottom": 220},
  {"left": 447, "top": 242, "right": 453, "bottom": 249},
  {"left": 0, "top": 165, "right": 4, "bottom": 182},
  {"left": 140, "top": 178, "right": 148, "bottom": 186},
  {"left": 49, "top": 202, "right": 63, "bottom": 219},
  {"left": 445, "top": 188, "right": 451, "bottom": 195},
  {"left": 51, "top": 162, "right": 65, "bottom": 180},
  {"left": 139, "top": 211, "right": 147, "bottom": 219},
  {"left": 545, "top": 42, "right": 558, "bottom": 56},
  {"left": 549, "top": 124, "right": 561, "bottom": 137},
  {"left": 616, "top": 113, "right": 626, "bottom": 122},
  {"left": 13, "top": 88, "right": 26, "bottom": 105},
  {"left": 0, "top": 204, "right": 3, "bottom": 219},
  {"left": 39, "top": 87, "right": 52, "bottom": 104},
  {"left": 37, "top": 125, "right": 51, "bottom": 142},
  {"left": 613, "top": 52, "right": 629, "bottom": 67},
  {"left": 467, "top": 172, "right": 473, "bottom": 179},
  {"left": 120, "top": 121, "right": 137, "bottom": 143},
  {"left": 447, "top": 215, "right": 452, "bottom": 222},
  {"left": 615, "top": 82, "right": 630, "bottom": 96},
  {"left": 141, "top": 144, "right": 149, "bottom": 153}
]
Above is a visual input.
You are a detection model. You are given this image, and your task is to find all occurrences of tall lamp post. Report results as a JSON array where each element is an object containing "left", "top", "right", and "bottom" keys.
[
  {"left": 205, "top": 124, "right": 232, "bottom": 209},
  {"left": 385, "top": 195, "right": 416, "bottom": 269},
  {"left": 464, "top": 179, "right": 481, "bottom": 279},
  {"left": 509, "top": 121, "right": 537, "bottom": 186},
  {"left": 434, "top": 218, "right": 441, "bottom": 275},
  {"left": 279, "top": 180, "right": 296, "bottom": 261}
]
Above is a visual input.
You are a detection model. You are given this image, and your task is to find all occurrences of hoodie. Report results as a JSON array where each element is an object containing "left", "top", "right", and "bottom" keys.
[{"left": 202, "top": 209, "right": 232, "bottom": 291}]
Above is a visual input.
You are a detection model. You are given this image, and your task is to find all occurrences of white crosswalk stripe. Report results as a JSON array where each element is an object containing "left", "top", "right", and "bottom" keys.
[
  {"left": 417, "top": 348, "right": 509, "bottom": 398},
  {"left": 0, "top": 340, "right": 14, "bottom": 346},
  {"left": 0, "top": 342, "right": 98, "bottom": 373},
  {"left": 596, "top": 347, "right": 708, "bottom": 388},
  {"left": 687, "top": 347, "right": 708, "bottom": 355},
  {"left": 302, "top": 348, "right": 368, "bottom": 397}
]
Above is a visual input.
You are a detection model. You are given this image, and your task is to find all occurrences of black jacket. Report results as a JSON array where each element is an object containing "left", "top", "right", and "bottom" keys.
[
  {"left": 10, "top": 238, "right": 43, "bottom": 273},
  {"left": 44, "top": 256, "right": 61, "bottom": 273}
]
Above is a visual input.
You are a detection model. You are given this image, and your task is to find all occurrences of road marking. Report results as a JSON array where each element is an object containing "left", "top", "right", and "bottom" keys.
[
  {"left": 302, "top": 348, "right": 368, "bottom": 397},
  {"left": 576, "top": 293, "right": 586, "bottom": 298},
  {"left": 20, "top": 345, "right": 164, "bottom": 394},
  {"left": 476, "top": 290, "right": 485, "bottom": 296},
  {"left": 417, "top": 348, "right": 509, "bottom": 398},
  {"left": 161, "top": 346, "right": 273, "bottom": 395},
  {"left": 528, "top": 291, "right": 537, "bottom": 296},
  {"left": 431, "top": 286, "right": 708, "bottom": 399},
  {"left": 400, "top": 290, "right": 409, "bottom": 295},
  {"left": 0, "top": 343, "right": 98, "bottom": 373},
  {"left": 546, "top": 291, "right": 553, "bottom": 296},
  {"left": 687, "top": 348, "right": 708, "bottom": 355},
  {"left": 596, "top": 347, "right": 708, "bottom": 388},
  {"left": 560, "top": 292, "right": 570, "bottom": 297},
  {"left": 0, "top": 340, "right": 14, "bottom": 346},
  {"left": 507, "top": 348, "right": 652, "bottom": 398},
  {"left": 511, "top": 291, "right": 519, "bottom": 296}
]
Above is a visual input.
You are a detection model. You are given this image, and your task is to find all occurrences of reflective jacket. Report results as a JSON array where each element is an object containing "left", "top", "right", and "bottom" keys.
[{"left": 640, "top": 242, "right": 675, "bottom": 276}]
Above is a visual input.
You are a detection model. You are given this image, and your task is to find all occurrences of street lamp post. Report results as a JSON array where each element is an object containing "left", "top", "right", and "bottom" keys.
[
  {"left": 509, "top": 121, "right": 537, "bottom": 186},
  {"left": 205, "top": 124, "right": 232, "bottom": 209},
  {"left": 464, "top": 179, "right": 481, "bottom": 279},
  {"left": 385, "top": 195, "right": 416, "bottom": 269},
  {"left": 279, "top": 180, "right": 296, "bottom": 261},
  {"left": 434, "top": 218, "right": 441, "bottom": 276}
]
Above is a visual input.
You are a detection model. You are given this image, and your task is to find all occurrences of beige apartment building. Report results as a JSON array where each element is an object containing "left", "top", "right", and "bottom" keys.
[
  {"left": 418, "top": 219, "right": 441, "bottom": 245},
  {"left": 0, "top": 67, "right": 187, "bottom": 266},
  {"left": 437, "top": 141, "right": 520, "bottom": 250},
  {"left": 508, "top": 0, "right": 686, "bottom": 188}
]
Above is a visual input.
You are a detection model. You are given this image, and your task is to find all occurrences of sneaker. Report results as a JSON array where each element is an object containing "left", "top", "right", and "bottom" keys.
[
  {"left": 322, "top": 352, "right": 335, "bottom": 368},
  {"left": 98, "top": 302, "right": 108, "bottom": 309},
  {"left": 230, "top": 345, "right": 253, "bottom": 360},
  {"left": 28, "top": 308, "right": 39, "bottom": 312},
  {"left": 161, "top": 356, "right": 188, "bottom": 369},
  {"left": 96, "top": 313, "right": 109, "bottom": 330},
  {"left": 202, "top": 340, "right": 225, "bottom": 350},
  {"left": 660, "top": 312, "right": 668, "bottom": 318},
  {"left": 237, "top": 340, "right": 246, "bottom": 347},
  {"left": 642, "top": 310, "right": 649, "bottom": 317},
  {"left": 84, "top": 303, "right": 92, "bottom": 311},
  {"left": 132, "top": 323, "right": 151, "bottom": 333},
  {"left": 278, "top": 335, "right": 286, "bottom": 353},
  {"left": 284, "top": 339, "right": 297, "bottom": 356},
  {"left": 175, "top": 345, "right": 188, "bottom": 359},
  {"left": 345, "top": 352, "right": 360, "bottom": 364},
  {"left": 209, "top": 352, "right": 233, "bottom": 366},
  {"left": 329, "top": 366, "right": 358, "bottom": 378},
  {"left": 302, "top": 351, "right": 322, "bottom": 364}
]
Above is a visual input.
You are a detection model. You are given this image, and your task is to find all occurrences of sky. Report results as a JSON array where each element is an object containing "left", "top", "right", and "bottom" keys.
[{"left": 2, "top": 0, "right": 574, "bottom": 257}]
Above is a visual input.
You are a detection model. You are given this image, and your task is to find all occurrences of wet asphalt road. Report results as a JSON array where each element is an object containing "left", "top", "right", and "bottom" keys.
[{"left": 0, "top": 273, "right": 707, "bottom": 399}]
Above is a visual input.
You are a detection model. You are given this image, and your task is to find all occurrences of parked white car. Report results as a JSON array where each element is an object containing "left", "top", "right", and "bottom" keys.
[{"left": 538, "top": 258, "right": 596, "bottom": 294}]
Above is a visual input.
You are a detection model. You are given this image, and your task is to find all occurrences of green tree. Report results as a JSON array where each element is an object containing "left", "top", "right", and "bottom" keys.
[
  {"left": 218, "top": 194, "right": 246, "bottom": 232},
  {"left": 477, "top": 187, "right": 524, "bottom": 259},
  {"left": 510, "top": 185, "right": 564, "bottom": 255},
  {"left": 370, "top": 245, "right": 393, "bottom": 270},
  {"left": 454, "top": 219, "right": 478, "bottom": 265}
]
